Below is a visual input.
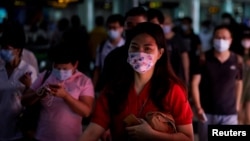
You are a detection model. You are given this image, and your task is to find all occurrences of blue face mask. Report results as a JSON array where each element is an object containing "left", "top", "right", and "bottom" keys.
[
  {"left": 0, "top": 49, "right": 14, "bottom": 62},
  {"left": 52, "top": 68, "right": 73, "bottom": 81},
  {"left": 107, "top": 29, "right": 120, "bottom": 40}
]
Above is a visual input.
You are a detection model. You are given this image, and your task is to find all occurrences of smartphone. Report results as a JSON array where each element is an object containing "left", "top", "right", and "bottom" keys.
[
  {"left": 123, "top": 114, "right": 141, "bottom": 127},
  {"left": 48, "top": 84, "right": 60, "bottom": 89},
  {"left": 27, "top": 72, "right": 32, "bottom": 76}
]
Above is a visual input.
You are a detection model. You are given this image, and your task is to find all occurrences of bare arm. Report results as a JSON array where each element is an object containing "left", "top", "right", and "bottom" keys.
[
  {"left": 181, "top": 52, "right": 190, "bottom": 85},
  {"left": 21, "top": 88, "right": 45, "bottom": 106},
  {"left": 63, "top": 95, "right": 94, "bottom": 117},
  {"left": 235, "top": 80, "right": 243, "bottom": 112},
  {"left": 78, "top": 122, "right": 105, "bottom": 141},
  {"left": 149, "top": 124, "right": 194, "bottom": 141},
  {"left": 191, "top": 74, "right": 202, "bottom": 110}
]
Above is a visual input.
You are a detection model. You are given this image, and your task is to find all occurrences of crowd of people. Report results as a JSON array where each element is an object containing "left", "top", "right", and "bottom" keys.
[{"left": 1, "top": 5, "right": 250, "bottom": 141}]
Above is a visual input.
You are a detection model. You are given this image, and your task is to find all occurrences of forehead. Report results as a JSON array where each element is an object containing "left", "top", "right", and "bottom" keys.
[
  {"left": 53, "top": 63, "right": 73, "bottom": 68},
  {"left": 214, "top": 28, "right": 231, "bottom": 37},
  {"left": 131, "top": 33, "right": 156, "bottom": 44},
  {"left": 107, "top": 22, "right": 122, "bottom": 27},
  {"left": 150, "top": 17, "right": 160, "bottom": 25},
  {"left": 1, "top": 45, "right": 16, "bottom": 50},
  {"left": 164, "top": 16, "right": 172, "bottom": 24}
]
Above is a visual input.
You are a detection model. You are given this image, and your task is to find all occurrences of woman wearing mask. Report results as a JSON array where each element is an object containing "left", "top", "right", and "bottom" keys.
[
  {"left": 0, "top": 21, "right": 38, "bottom": 141},
  {"left": 239, "top": 32, "right": 250, "bottom": 124},
  {"left": 78, "top": 22, "right": 194, "bottom": 141},
  {"left": 22, "top": 42, "right": 95, "bottom": 141}
]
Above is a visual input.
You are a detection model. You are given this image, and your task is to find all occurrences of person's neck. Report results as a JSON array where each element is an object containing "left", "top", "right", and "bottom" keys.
[
  {"left": 214, "top": 50, "right": 230, "bottom": 63},
  {"left": 244, "top": 48, "right": 250, "bottom": 55},
  {"left": 6, "top": 57, "right": 20, "bottom": 69},
  {"left": 134, "top": 69, "right": 154, "bottom": 94},
  {"left": 110, "top": 37, "right": 122, "bottom": 47},
  {"left": 184, "top": 29, "right": 192, "bottom": 35},
  {"left": 165, "top": 32, "right": 175, "bottom": 39}
]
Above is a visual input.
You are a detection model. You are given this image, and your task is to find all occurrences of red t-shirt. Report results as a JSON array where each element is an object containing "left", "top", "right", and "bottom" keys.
[{"left": 91, "top": 82, "right": 193, "bottom": 140}]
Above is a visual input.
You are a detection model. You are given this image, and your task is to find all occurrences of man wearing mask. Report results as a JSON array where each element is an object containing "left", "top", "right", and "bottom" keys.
[
  {"left": 97, "top": 7, "right": 148, "bottom": 92},
  {"left": 92, "top": 14, "right": 125, "bottom": 92},
  {"left": 163, "top": 15, "right": 190, "bottom": 85},
  {"left": 180, "top": 17, "right": 202, "bottom": 78},
  {"left": 191, "top": 25, "right": 243, "bottom": 141},
  {"left": 0, "top": 20, "right": 38, "bottom": 141}
]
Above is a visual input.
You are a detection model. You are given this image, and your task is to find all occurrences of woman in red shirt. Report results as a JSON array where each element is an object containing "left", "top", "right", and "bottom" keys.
[{"left": 79, "top": 22, "right": 194, "bottom": 141}]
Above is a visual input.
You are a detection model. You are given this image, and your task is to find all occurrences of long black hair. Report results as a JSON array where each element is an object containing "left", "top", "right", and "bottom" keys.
[{"left": 105, "top": 22, "right": 186, "bottom": 114}]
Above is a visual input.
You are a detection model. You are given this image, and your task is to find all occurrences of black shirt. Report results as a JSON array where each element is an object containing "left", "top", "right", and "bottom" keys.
[
  {"left": 166, "top": 33, "right": 189, "bottom": 82},
  {"left": 97, "top": 45, "right": 130, "bottom": 91},
  {"left": 193, "top": 50, "right": 242, "bottom": 115}
]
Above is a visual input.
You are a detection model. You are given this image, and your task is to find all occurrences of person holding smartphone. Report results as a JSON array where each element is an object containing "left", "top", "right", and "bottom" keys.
[
  {"left": 22, "top": 41, "right": 95, "bottom": 141},
  {"left": 78, "top": 22, "right": 193, "bottom": 141},
  {"left": 0, "top": 20, "right": 38, "bottom": 141}
]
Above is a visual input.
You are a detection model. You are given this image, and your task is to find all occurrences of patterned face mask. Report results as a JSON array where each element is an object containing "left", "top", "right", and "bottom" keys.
[{"left": 127, "top": 52, "right": 154, "bottom": 73}]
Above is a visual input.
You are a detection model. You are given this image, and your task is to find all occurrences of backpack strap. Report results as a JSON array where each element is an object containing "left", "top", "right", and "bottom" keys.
[
  {"left": 98, "top": 40, "right": 106, "bottom": 69},
  {"left": 41, "top": 69, "right": 52, "bottom": 85}
]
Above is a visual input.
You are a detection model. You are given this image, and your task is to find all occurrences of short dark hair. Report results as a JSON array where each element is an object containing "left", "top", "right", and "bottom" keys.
[
  {"left": 48, "top": 41, "right": 78, "bottom": 65},
  {"left": 124, "top": 6, "right": 148, "bottom": 21},
  {"left": 213, "top": 25, "right": 232, "bottom": 38},
  {"left": 106, "top": 14, "right": 125, "bottom": 26},
  {"left": 182, "top": 16, "right": 192, "bottom": 24},
  {"left": 0, "top": 20, "right": 26, "bottom": 49},
  {"left": 147, "top": 8, "right": 164, "bottom": 24}
]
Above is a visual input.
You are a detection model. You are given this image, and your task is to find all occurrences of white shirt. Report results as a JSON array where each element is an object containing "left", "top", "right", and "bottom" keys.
[
  {"left": 22, "top": 48, "right": 39, "bottom": 73},
  {"left": 0, "top": 60, "right": 37, "bottom": 140},
  {"left": 95, "top": 38, "right": 125, "bottom": 70}
]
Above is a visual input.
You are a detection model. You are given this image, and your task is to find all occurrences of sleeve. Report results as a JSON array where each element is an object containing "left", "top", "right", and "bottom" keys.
[
  {"left": 179, "top": 38, "right": 189, "bottom": 53},
  {"left": 30, "top": 71, "right": 46, "bottom": 90},
  {"left": 164, "top": 84, "right": 193, "bottom": 125},
  {"left": 79, "top": 77, "right": 95, "bottom": 97},
  {"left": 174, "top": 35, "right": 189, "bottom": 53},
  {"left": 192, "top": 58, "right": 203, "bottom": 75},
  {"left": 95, "top": 45, "right": 101, "bottom": 67},
  {"left": 91, "top": 92, "right": 110, "bottom": 130},
  {"left": 195, "top": 35, "right": 202, "bottom": 45},
  {"left": 27, "top": 65, "right": 38, "bottom": 84}
]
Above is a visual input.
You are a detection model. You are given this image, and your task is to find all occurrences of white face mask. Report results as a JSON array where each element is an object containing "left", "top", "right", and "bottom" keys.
[
  {"left": 241, "top": 40, "right": 250, "bottom": 48},
  {"left": 213, "top": 39, "right": 231, "bottom": 52},
  {"left": 162, "top": 25, "right": 172, "bottom": 34},
  {"left": 107, "top": 29, "right": 120, "bottom": 40},
  {"left": 127, "top": 52, "right": 154, "bottom": 73},
  {"left": 52, "top": 68, "right": 73, "bottom": 81}
]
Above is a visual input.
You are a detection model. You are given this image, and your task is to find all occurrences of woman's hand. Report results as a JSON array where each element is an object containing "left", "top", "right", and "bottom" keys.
[
  {"left": 49, "top": 83, "right": 68, "bottom": 98},
  {"left": 126, "top": 119, "right": 154, "bottom": 141}
]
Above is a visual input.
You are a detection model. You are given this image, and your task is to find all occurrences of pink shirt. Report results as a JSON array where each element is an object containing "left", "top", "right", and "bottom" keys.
[{"left": 30, "top": 70, "right": 94, "bottom": 141}]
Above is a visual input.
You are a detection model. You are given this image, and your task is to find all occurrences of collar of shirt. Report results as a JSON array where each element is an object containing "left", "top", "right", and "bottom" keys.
[
  {"left": 0, "top": 59, "right": 27, "bottom": 70},
  {"left": 106, "top": 38, "right": 125, "bottom": 49}
]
